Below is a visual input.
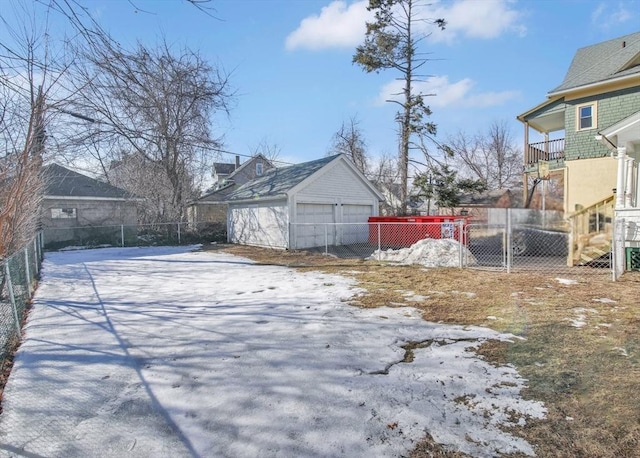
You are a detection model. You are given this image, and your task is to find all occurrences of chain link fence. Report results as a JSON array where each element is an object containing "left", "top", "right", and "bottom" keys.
[
  {"left": 42, "top": 221, "right": 226, "bottom": 251},
  {"left": 467, "top": 222, "right": 575, "bottom": 272},
  {"left": 291, "top": 215, "right": 611, "bottom": 276},
  {"left": 292, "top": 220, "right": 470, "bottom": 267},
  {"left": 40, "top": 214, "right": 614, "bottom": 277},
  {"left": 1, "top": 234, "right": 44, "bottom": 366}
]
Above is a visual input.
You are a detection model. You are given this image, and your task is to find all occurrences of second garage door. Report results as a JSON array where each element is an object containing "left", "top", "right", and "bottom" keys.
[{"left": 341, "top": 204, "right": 373, "bottom": 244}]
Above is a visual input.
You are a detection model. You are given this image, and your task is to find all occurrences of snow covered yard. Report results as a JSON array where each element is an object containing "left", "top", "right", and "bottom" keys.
[{"left": 0, "top": 246, "right": 545, "bottom": 457}]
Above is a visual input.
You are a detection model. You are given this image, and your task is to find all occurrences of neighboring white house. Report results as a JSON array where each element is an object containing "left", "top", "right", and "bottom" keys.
[{"left": 226, "top": 154, "right": 384, "bottom": 249}]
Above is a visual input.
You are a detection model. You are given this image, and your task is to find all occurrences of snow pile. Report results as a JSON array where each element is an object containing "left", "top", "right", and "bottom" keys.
[{"left": 370, "top": 238, "right": 476, "bottom": 267}]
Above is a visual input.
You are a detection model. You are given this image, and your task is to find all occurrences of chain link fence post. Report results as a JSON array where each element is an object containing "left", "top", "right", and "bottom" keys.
[
  {"left": 612, "top": 216, "right": 626, "bottom": 281},
  {"left": 377, "top": 223, "right": 381, "bottom": 261},
  {"left": 458, "top": 219, "right": 464, "bottom": 268},
  {"left": 505, "top": 208, "right": 512, "bottom": 274},
  {"left": 23, "top": 247, "right": 32, "bottom": 298},
  {"left": 4, "top": 261, "right": 21, "bottom": 335},
  {"left": 33, "top": 238, "right": 39, "bottom": 276}
]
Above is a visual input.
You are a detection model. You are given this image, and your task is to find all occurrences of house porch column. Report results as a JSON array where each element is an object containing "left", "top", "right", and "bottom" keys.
[{"left": 625, "top": 156, "right": 635, "bottom": 207}]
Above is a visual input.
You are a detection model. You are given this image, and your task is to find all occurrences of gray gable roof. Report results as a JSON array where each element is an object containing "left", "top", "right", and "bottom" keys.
[
  {"left": 550, "top": 31, "right": 640, "bottom": 94},
  {"left": 42, "top": 163, "right": 132, "bottom": 199},
  {"left": 213, "top": 162, "right": 237, "bottom": 175},
  {"left": 226, "top": 155, "right": 339, "bottom": 201},
  {"left": 193, "top": 182, "right": 237, "bottom": 203}
]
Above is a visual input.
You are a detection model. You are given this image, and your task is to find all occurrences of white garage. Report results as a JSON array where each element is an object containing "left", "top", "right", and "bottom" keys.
[{"left": 226, "top": 154, "right": 384, "bottom": 249}]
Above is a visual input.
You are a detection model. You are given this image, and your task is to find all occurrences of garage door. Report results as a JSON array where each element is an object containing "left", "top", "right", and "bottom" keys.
[
  {"left": 295, "top": 203, "right": 335, "bottom": 249},
  {"left": 341, "top": 204, "right": 373, "bottom": 244}
]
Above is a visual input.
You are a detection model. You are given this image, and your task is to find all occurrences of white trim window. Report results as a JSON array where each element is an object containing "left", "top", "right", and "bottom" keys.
[
  {"left": 256, "top": 162, "right": 264, "bottom": 176},
  {"left": 577, "top": 102, "right": 597, "bottom": 131},
  {"left": 51, "top": 208, "right": 77, "bottom": 219}
]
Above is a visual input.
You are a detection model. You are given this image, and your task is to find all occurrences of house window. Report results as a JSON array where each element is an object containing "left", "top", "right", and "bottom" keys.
[
  {"left": 51, "top": 208, "right": 77, "bottom": 219},
  {"left": 577, "top": 102, "right": 597, "bottom": 131},
  {"left": 256, "top": 162, "right": 264, "bottom": 176}
]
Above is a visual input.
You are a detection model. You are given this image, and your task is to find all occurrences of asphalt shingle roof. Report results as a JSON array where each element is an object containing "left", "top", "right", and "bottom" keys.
[
  {"left": 550, "top": 31, "right": 640, "bottom": 94},
  {"left": 42, "top": 163, "right": 132, "bottom": 199},
  {"left": 226, "top": 155, "right": 339, "bottom": 201},
  {"left": 213, "top": 163, "right": 237, "bottom": 175}
]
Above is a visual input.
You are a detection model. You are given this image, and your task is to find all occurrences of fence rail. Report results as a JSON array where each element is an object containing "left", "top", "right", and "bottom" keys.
[
  {"left": 290, "top": 216, "right": 612, "bottom": 276},
  {"left": 39, "top": 215, "right": 617, "bottom": 277},
  {"left": 1, "top": 234, "right": 44, "bottom": 365},
  {"left": 42, "top": 221, "right": 226, "bottom": 251}
]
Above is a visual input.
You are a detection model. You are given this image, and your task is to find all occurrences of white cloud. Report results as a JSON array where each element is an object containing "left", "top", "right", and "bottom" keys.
[
  {"left": 591, "top": 2, "right": 634, "bottom": 29},
  {"left": 285, "top": 0, "right": 372, "bottom": 51},
  {"left": 376, "top": 75, "right": 519, "bottom": 108},
  {"left": 285, "top": 0, "right": 524, "bottom": 52},
  {"left": 428, "top": 0, "right": 526, "bottom": 43}
]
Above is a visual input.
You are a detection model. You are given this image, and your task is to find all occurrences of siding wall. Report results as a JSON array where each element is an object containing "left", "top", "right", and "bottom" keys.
[
  {"left": 565, "top": 157, "right": 617, "bottom": 213},
  {"left": 228, "top": 201, "right": 289, "bottom": 248},
  {"left": 231, "top": 158, "right": 275, "bottom": 185},
  {"left": 565, "top": 87, "right": 640, "bottom": 161},
  {"left": 41, "top": 198, "right": 138, "bottom": 244},
  {"left": 296, "top": 162, "right": 376, "bottom": 203},
  {"left": 188, "top": 203, "right": 227, "bottom": 224}
]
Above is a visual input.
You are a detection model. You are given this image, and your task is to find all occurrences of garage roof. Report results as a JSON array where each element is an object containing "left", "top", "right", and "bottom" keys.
[
  {"left": 42, "top": 163, "right": 133, "bottom": 200},
  {"left": 226, "top": 155, "right": 340, "bottom": 201}
]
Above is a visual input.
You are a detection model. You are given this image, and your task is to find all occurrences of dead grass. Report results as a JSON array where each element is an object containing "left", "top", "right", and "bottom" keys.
[{"left": 212, "top": 244, "right": 640, "bottom": 458}]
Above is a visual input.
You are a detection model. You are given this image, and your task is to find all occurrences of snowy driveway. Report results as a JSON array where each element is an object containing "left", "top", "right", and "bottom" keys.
[{"left": 0, "top": 246, "right": 545, "bottom": 457}]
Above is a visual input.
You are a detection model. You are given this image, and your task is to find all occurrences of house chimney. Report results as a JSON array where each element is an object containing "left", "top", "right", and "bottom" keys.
[{"left": 235, "top": 155, "right": 240, "bottom": 169}]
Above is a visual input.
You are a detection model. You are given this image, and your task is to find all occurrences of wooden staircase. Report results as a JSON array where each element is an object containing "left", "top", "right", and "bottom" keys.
[{"left": 568, "top": 195, "right": 614, "bottom": 266}]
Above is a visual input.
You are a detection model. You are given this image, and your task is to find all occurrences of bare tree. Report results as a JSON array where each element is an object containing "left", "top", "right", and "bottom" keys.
[
  {"left": 354, "top": 0, "right": 445, "bottom": 215},
  {"left": 251, "top": 137, "right": 282, "bottom": 162},
  {"left": 327, "top": 116, "right": 369, "bottom": 175},
  {"left": 369, "top": 152, "right": 402, "bottom": 215},
  {"left": 0, "top": 91, "right": 46, "bottom": 258},
  {"left": 64, "top": 36, "right": 233, "bottom": 223},
  {"left": 0, "top": 2, "right": 67, "bottom": 257},
  {"left": 448, "top": 120, "right": 521, "bottom": 190}
]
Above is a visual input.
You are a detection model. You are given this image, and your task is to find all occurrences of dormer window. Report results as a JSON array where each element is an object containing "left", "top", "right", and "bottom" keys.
[
  {"left": 256, "top": 162, "right": 263, "bottom": 176},
  {"left": 577, "top": 102, "right": 597, "bottom": 131}
]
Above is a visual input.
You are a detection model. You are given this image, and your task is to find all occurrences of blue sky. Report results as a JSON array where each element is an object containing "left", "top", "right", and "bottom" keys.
[{"left": 10, "top": 0, "right": 640, "bottom": 167}]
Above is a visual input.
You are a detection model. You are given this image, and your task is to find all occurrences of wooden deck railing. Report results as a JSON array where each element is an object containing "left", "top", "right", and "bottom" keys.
[
  {"left": 525, "top": 138, "right": 565, "bottom": 165},
  {"left": 567, "top": 194, "right": 614, "bottom": 266}
]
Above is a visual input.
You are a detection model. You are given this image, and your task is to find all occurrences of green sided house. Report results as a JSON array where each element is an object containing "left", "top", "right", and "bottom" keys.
[{"left": 517, "top": 31, "right": 640, "bottom": 273}]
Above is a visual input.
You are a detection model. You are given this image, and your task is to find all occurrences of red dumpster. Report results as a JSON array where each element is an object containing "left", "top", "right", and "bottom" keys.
[{"left": 368, "top": 216, "right": 470, "bottom": 246}]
